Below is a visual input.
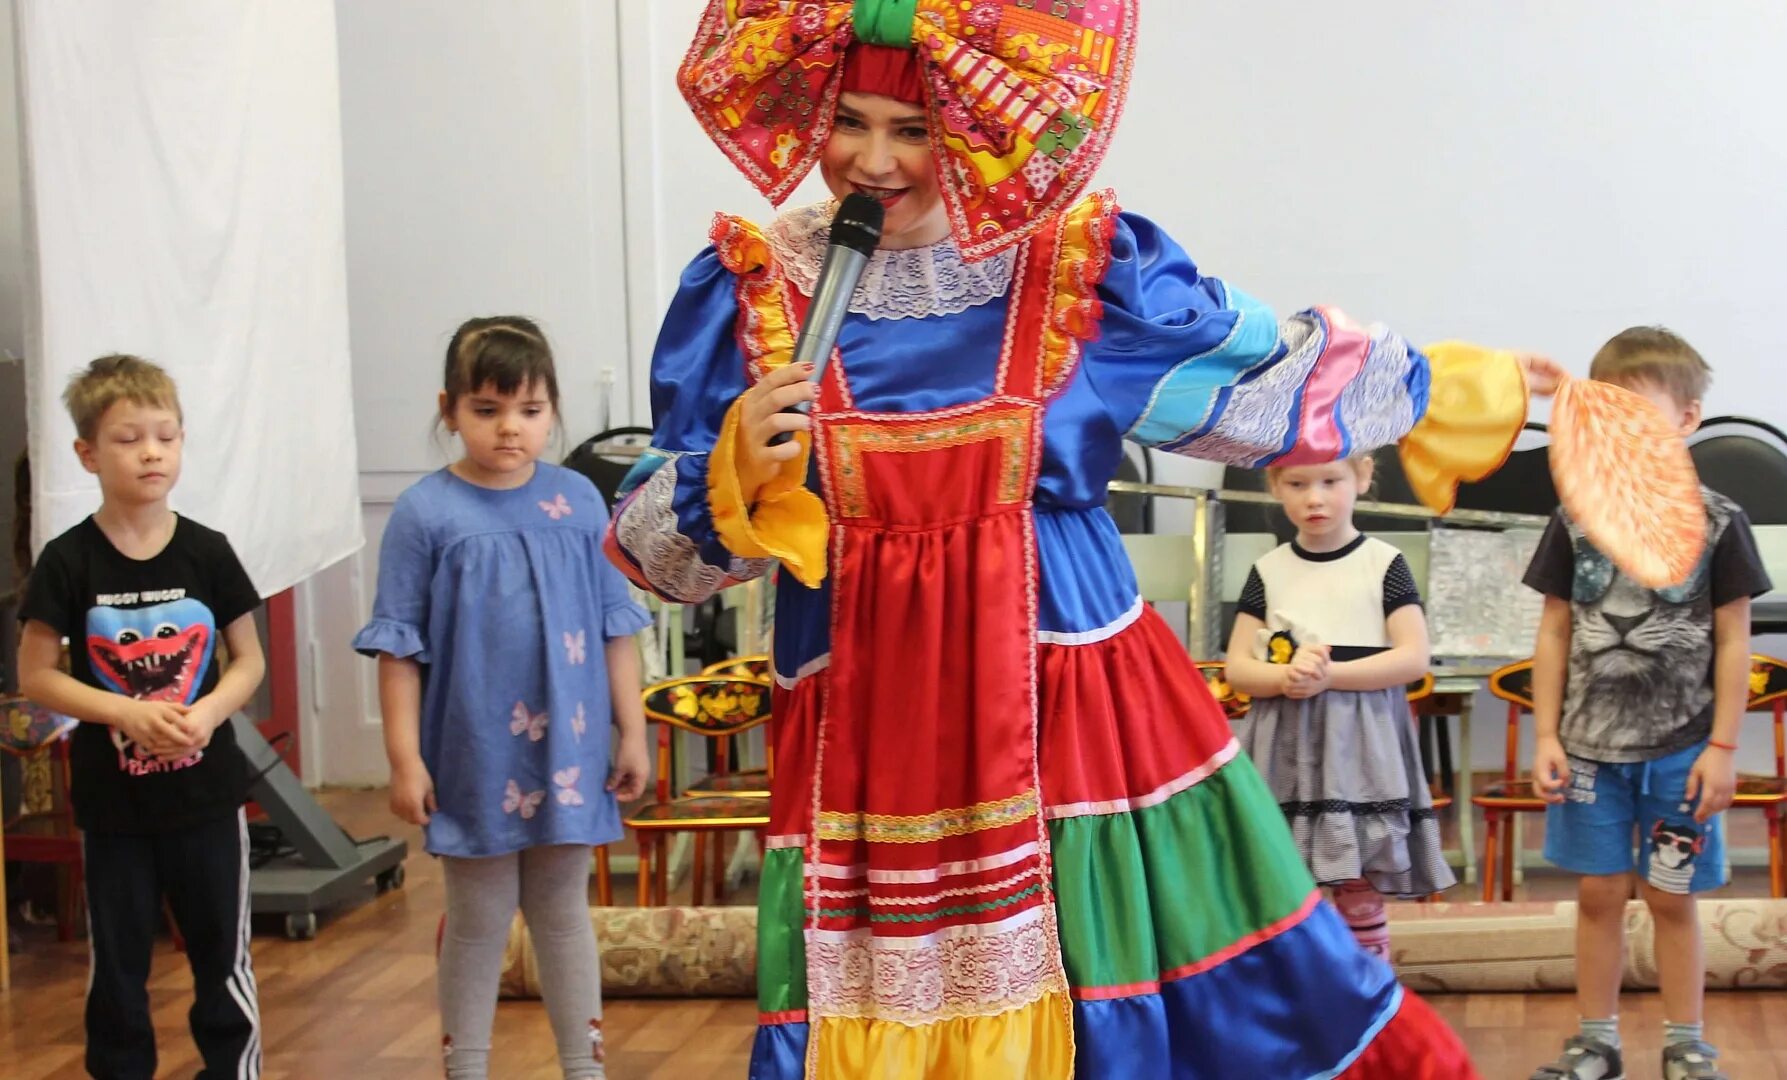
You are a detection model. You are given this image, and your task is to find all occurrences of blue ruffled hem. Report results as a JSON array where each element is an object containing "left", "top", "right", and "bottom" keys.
[
  {"left": 352, "top": 618, "right": 429, "bottom": 663},
  {"left": 604, "top": 600, "right": 654, "bottom": 640},
  {"left": 746, "top": 905, "right": 1402, "bottom": 1079},
  {"left": 748, "top": 1020, "right": 808, "bottom": 1080}
]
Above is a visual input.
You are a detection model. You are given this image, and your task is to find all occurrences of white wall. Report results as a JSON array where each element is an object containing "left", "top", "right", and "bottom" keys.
[
  {"left": 1109, "top": 2, "right": 1787, "bottom": 423},
  {"left": 305, "top": 2, "right": 1787, "bottom": 782},
  {"left": 0, "top": 2, "right": 21, "bottom": 355},
  {"left": 304, "top": 0, "right": 630, "bottom": 783},
  {"left": 618, "top": 0, "right": 1787, "bottom": 483},
  {"left": 613, "top": 0, "right": 832, "bottom": 427},
  {"left": 0, "top": 0, "right": 27, "bottom": 611}
]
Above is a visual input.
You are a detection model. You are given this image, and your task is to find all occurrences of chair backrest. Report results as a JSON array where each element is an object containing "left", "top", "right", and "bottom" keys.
[
  {"left": 1450, "top": 425, "right": 1559, "bottom": 518},
  {"left": 1747, "top": 653, "right": 1787, "bottom": 780},
  {"left": 563, "top": 426, "right": 655, "bottom": 506},
  {"left": 642, "top": 674, "right": 772, "bottom": 737},
  {"left": 1194, "top": 661, "right": 1252, "bottom": 721},
  {"left": 701, "top": 655, "right": 770, "bottom": 681},
  {"left": 1487, "top": 660, "right": 1536, "bottom": 710},
  {"left": 1, "top": 696, "right": 77, "bottom": 757},
  {"left": 641, "top": 673, "right": 774, "bottom": 803},
  {"left": 1690, "top": 418, "right": 1787, "bottom": 525},
  {"left": 1217, "top": 466, "right": 1284, "bottom": 539},
  {"left": 1482, "top": 655, "right": 1787, "bottom": 784},
  {"left": 1486, "top": 659, "right": 1537, "bottom": 780}
]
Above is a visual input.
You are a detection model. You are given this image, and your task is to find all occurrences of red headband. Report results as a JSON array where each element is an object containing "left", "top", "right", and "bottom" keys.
[{"left": 840, "top": 44, "right": 924, "bottom": 105}]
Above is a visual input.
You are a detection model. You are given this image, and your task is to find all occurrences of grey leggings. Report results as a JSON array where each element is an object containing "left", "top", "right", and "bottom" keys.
[{"left": 440, "top": 845, "right": 603, "bottom": 1079}]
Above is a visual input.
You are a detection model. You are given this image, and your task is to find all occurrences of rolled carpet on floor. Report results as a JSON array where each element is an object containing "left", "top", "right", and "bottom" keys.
[
  {"left": 496, "top": 899, "right": 1787, "bottom": 999},
  {"left": 1390, "top": 898, "right": 1787, "bottom": 994},
  {"left": 499, "top": 905, "right": 756, "bottom": 999}
]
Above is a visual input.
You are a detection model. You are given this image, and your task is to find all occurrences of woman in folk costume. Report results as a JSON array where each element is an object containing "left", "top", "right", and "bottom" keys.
[{"left": 606, "top": 2, "right": 1691, "bottom": 1077}]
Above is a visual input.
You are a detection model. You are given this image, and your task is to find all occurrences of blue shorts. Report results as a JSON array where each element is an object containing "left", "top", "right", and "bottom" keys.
[{"left": 1542, "top": 740, "right": 1727, "bottom": 895}]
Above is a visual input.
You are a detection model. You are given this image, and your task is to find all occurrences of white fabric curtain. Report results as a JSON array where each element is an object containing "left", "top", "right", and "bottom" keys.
[{"left": 18, "top": 0, "right": 360, "bottom": 594}]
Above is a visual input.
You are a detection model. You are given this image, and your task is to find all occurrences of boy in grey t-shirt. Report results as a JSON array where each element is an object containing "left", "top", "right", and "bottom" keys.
[{"left": 1523, "top": 328, "right": 1771, "bottom": 1080}]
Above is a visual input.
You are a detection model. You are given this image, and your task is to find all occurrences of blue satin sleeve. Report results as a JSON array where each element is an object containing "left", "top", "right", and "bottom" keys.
[
  {"left": 1080, "top": 213, "right": 1432, "bottom": 469},
  {"left": 1082, "top": 214, "right": 1261, "bottom": 442},
  {"left": 1035, "top": 214, "right": 1244, "bottom": 507},
  {"left": 606, "top": 248, "right": 772, "bottom": 604}
]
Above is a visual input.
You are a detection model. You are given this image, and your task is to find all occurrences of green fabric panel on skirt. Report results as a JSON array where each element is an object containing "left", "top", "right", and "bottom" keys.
[
  {"left": 757, "top": 845, "right": 807, "bottom": 1012},
  {"left": 1049, "top": 753, "right": 1317, "bottom": 990}
]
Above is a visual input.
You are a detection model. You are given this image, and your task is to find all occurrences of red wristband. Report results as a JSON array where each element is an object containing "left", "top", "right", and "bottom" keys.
[{"left": 1707, "top": 739, "right": 1738, "bottom": 752}]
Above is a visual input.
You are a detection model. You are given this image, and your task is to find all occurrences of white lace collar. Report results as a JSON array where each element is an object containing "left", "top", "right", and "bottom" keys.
[{"left": 764, "top": 202, "right": 1016, "bottom": 322}]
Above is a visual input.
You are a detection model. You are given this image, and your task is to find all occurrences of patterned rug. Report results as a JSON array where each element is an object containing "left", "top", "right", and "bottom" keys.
[{"left": 497, "top": 899, "right": 1787, "bottom": 998}]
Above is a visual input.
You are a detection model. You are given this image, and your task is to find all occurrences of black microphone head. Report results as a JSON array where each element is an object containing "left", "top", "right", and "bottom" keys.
[{"left": 830, "top": 193, "right": 885, "bottom": 255}]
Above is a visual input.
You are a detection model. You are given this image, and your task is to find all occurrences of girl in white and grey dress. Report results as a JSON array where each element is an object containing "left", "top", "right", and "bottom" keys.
[{"left": 1223, "top": 458, "right": 1456, "bottom": 960}]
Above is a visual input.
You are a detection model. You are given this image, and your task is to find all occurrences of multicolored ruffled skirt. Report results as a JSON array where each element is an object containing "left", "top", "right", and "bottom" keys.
[{"left": 751, "top": 605, "right": 1475, "bottom": 1079}]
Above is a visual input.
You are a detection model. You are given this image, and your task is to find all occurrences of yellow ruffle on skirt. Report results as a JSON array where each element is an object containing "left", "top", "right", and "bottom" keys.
[{"left": 811, "top": 992, "right": 1076, "bottom": 1080}]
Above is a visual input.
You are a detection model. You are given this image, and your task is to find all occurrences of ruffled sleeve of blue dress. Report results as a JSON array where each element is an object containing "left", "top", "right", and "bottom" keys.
[{"left": 351, "top": 486, "right": 434, "bottom": 662}]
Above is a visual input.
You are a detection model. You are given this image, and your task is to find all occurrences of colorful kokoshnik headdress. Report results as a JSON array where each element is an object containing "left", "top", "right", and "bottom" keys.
[{"left": 678, "top": 0, "right": 1138, "bottom": 261}]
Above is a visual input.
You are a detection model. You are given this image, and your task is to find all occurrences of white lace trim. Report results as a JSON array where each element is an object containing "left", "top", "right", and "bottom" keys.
[
  {"left": 765, "top": 201, "right": 1016, "bottom": 322},
  {"left": 614, "top": 459, "right": 770, "bottom": 604},
  {"left": 806, "top": 904, "right": 1067, "bottom": 1023}
]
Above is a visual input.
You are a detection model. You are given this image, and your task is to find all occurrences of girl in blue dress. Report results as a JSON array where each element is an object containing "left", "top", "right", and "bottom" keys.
[{"left": 354, "top": 316, "right": 652, "bottom": 1080}]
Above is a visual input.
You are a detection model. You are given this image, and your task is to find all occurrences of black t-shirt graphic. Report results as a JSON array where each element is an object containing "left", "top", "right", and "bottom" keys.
[
  {"left": 19, "top": 516, "right": 261, "bottom": 833},
  {"left": 1522, "top": 487, "right": 1772, "bottom": 763}
]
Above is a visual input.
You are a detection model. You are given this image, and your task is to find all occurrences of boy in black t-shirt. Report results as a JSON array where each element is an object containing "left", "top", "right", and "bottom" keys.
[
  {"left": 1523, "top": 329, "right": 1770, "bottom": 1080},
  {"left": 18, "top": 355, "right": 265, "bottom": 1080}
]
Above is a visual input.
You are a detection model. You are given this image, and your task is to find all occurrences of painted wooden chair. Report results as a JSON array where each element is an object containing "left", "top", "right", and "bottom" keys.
[
  {"left": 683, "top": 656, "right": 772, "bottom": 798},
  {"left": 606, "top": 674, "right": 772, "bottom": 906}
]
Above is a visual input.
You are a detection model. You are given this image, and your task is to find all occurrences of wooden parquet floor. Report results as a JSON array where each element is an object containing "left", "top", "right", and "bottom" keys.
[{"left": 3, "top": 787, "right": 1783, "bottom": 1078}]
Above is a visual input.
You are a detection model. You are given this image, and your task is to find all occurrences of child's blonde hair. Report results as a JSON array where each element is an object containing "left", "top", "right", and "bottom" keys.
[
  {"left": 1588, "top": 326, "right": 1710, "bottom": 408},
  {"left": 1264, "top": 453, "right": 1376, "bottom": 493},
  {"left": 62, "top": 354, "right": 182, "bottom": 442}
]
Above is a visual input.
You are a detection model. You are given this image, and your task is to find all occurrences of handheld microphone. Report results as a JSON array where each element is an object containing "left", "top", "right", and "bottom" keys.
[{"left": 767, "top": 193, "right": 884, "bottom": 446}]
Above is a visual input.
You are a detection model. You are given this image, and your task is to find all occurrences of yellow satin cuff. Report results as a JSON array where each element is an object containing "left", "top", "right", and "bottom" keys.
[
  {"left": 1399, "top": 341, "right": 1529, "bottom": 514},
  {"left": 812, "top": 992, "right": 1075, "bottom": 1079},
  {"left": 707, "top": 396, "right": 830, "bottom": 588}
]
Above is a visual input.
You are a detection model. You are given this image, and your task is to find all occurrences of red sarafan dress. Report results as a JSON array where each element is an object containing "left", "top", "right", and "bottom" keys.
[
  {"left": 606, "top": 2, "right": 1694, "bottom": 1075},
  {"left": 609, "top": 197, "right": 1496, "bottom": 1080}
]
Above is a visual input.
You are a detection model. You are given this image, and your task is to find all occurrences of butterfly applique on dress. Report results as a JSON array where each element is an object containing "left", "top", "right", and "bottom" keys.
[
  {"left": 502, "top": 779, "right": 545, "bottom": 819},
  {"left": 510, "top": 702, "right": 548, "bottom": 741},
  {"left": 539, "top": 493, "right": 573, "bottom": 520},
  {"left": 554, "top": 766, "right": 584, "bottom": 807}
]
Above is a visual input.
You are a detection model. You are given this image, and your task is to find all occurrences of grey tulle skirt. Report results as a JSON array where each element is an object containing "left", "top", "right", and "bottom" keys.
[{"left": 1238, "top": 687, "right": 1456, "bottom": 899}]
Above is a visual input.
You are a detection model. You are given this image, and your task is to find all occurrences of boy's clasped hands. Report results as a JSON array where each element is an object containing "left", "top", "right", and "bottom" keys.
[{"left": 114, "top": 696, "right": 224, "bottom": 761}]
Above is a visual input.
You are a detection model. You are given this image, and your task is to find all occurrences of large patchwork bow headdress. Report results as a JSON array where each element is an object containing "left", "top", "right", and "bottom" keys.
[{"left": 678, "top": 0, "right": 1138, "bottom": 261}]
